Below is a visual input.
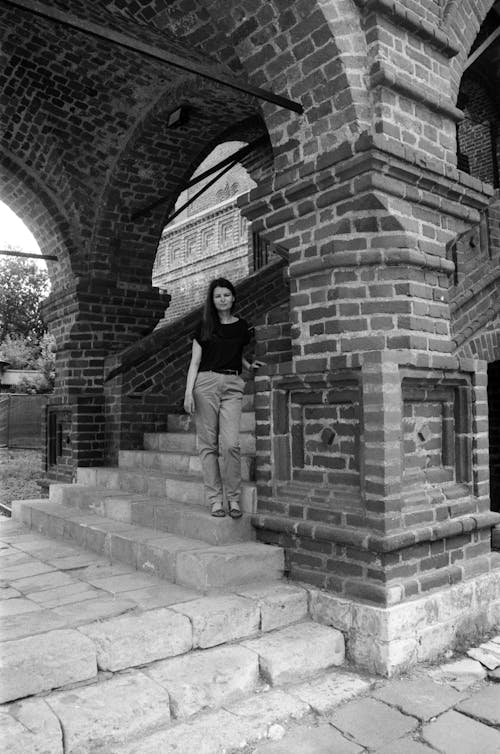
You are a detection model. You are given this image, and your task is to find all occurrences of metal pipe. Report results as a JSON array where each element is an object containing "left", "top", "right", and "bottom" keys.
[
  {"left": 2, "top": 0, "right": 303, "bottom": 114},
  {"left": 0, "top": 249, "right": 57, "bottom": 261},
  {"left": 131, "top": 136, "right": 267, "bottom": 221},
  {"left": 161, "top": 157, "right": 240, "bottom": 228}
]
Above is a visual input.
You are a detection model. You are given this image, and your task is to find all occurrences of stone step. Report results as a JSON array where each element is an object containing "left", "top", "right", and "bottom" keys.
[
  {"left": 144, "top": 430, "right": 256, "bottom": 455},
  {"left": 49, "top": 484, "right": 255, "bottom": 545},
  {"left": 14, "top": 500, "right": 283, "bottom": 591},
  {"left": 74, "top": 467, "right": 257, "bottom": 511},
  {"left": 167, "top": 406, "right": 255, "bottom": 433},
  {"left": 1, "top": 621, "right": 354, "bottom": 753},
  {"left": 118, "top": 448, "right": 255, "bottom": 482}
]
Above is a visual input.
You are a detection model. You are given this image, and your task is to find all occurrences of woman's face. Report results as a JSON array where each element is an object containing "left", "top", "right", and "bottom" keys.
[{"left": 213, "top": 286, "right": 234, "bottom": 313}]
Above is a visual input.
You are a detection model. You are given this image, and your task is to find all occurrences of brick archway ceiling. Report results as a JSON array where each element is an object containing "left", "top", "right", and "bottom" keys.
[{"left": 0, "top": 0, "right": 270, "bottom": 283}]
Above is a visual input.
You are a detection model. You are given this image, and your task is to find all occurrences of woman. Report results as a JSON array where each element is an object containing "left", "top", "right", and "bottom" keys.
[{"left": 184, "top": 278, "right": 263, "bottom": 518}]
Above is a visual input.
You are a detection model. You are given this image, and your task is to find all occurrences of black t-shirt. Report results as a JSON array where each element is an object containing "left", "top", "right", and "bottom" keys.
[{"left": 193, "top": 318, "right": 252, "bottom": 373}]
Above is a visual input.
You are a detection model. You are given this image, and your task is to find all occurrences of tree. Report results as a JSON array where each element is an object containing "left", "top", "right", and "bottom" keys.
[
  {"left": 0, "top": 332, "right": 55, "bottom": 393},
  {"left": 0, "top": 256, "right": 50, "bottom": 340}
]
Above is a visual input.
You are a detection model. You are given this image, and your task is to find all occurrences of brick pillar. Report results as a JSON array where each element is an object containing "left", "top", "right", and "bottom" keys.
[
  {"left": 240, "top": 128, "right": 500, "bottom": 670},
  {"left": 42, "top": 276, "right": 168, "bottom": 482}
]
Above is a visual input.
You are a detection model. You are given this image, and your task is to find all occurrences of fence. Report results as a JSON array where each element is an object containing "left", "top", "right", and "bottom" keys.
[{"left": 0, "top": 394, "right": 47, "bottom": 448}]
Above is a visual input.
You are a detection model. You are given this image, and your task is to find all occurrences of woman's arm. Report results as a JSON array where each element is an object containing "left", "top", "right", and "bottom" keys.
[
  {"left": 184, "top": 340, "right": 202, "bottom": 414},
  {"left": 242, "top": 356, "right": 265, "bottom": 371}
]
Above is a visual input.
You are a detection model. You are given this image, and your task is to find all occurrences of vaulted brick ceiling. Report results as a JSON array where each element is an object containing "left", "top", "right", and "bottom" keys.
[{"left": 0, "top": 0, "right": 266, "bottom": 281}]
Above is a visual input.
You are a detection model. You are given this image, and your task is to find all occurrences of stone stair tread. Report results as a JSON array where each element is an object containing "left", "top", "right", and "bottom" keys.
[
  {"left": 14, "top": 500, "right": 283, "bottom": 591},
  {"left": 144, "top": 431, "right": 256, "bottom": 454},
  {"left": 1, "top": 642, "right": 359, "bottom": 754},
  {"left": 73, "top": 468, "right": 257, "bottom": 515},
  {"left": 80, "top": 465, "right": 256, "bottom": 486},
  {"left": 47, "top": 486, "right": 256, "bottom": 543}
]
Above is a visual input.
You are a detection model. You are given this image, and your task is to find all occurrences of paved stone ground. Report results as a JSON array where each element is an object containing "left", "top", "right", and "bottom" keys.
[{"left": 1, "top": 518, "right": 499, "bottom": 753}]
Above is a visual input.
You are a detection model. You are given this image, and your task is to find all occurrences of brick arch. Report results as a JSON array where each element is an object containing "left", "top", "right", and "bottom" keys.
[
  {"left": 456, "top": 327, "right": 500, "bottom": 363},
  {"left": 90, "top": 79, "right": 265, "bottom": 286},
  {"left": 202, "top": 0, "right": 371, "bottom": 155},
  {"left": 442, "top": 0, "right": 497, "bottom": 100},
  {"left": 115, "top": 0, "right": 371, "bottom": 161},
  {"left": 0, "top": 153, "right": 82, "bottom": 291}
]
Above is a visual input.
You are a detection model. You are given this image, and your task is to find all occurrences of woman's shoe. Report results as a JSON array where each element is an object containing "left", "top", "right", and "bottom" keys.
[
  {"left": 211, "top": 502, "right": 226, "bottom": 517},
  {"left": 228, "top": 502, "right": 242, "bottom": 519}
]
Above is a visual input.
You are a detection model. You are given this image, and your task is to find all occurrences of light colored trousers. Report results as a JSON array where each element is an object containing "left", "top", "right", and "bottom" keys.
[{"left": 193, "top": 371, "right": 244, "bottom": 506}]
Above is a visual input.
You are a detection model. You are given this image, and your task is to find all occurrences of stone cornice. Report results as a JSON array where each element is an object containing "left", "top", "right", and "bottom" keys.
[
  {"left": 252, "top": 509, "right": 500, "bottom": 552},
  {"left": 240, "top": 133, "right": 494, "bottom": 227},
  {"left": 368, "top": 63, "right": 464, "bottom": 122},
  {"left": 354, "top": 0, "right": 459, "bottom": 57},
  {"left": 161, "top": 198, "right": 240, "bottom": 239},
  {"left": 289, "top": 247, "right": 455, "bottom": 280}
]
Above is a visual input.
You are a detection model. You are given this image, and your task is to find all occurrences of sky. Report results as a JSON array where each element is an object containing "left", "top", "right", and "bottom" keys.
[{"left": 0, "top": 200, "right": 46, "bottom": 269}]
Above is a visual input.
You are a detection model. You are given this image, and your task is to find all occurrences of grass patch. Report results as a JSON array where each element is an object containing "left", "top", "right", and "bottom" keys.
[{"left": 0, "top": 448, "right": 48, "bottom": 512}]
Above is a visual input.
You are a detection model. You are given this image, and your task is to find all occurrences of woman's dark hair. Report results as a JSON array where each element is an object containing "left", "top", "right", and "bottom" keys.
[{"left": 201, "top": 277, "right": 236, "bottom": 340}]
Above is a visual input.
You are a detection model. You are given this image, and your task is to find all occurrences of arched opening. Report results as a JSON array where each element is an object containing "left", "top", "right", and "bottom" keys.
[
  {"left": 0, "top": 201, "right": 46, "bottom": 270},
  {"left": 488, "top": 360, "right": 500, "bottom": 513},
  {"left": 456, "top": 4, "right": 500, "bottom": 186},
  {"left": 151, "top": 141, "right": 257, "bottom": 323}
]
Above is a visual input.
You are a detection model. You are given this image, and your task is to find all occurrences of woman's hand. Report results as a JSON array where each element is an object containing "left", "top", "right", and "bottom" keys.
[
  {"left": 249, "top": 360, "right": 265, "bottom": 370},
  {"left": 184, "top": 392, "right": 195, "bottom": 415}
]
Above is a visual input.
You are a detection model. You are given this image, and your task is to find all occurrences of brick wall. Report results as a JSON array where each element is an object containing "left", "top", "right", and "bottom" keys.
[
  {"left": 152, "top": 199, "right": 251, "bottom": 322},
  {"left": 488, "top": 361, "right": 500, "bottom": 513},
  {"left": 457, "top": 75, "right": 499, "bottom": 186}
]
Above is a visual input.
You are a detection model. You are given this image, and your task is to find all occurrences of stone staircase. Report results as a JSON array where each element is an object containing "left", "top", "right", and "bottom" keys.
[
  {"left": 16, "top": 396, "right": 283, "bottom": 592},
  {"left": 1, "top": 395, "right": 373, "bottom": 752}
]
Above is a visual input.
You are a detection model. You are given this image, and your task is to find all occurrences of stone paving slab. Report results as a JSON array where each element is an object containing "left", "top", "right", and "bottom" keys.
[
  {"left": 223, "top": 688, "right": 309, "bottom": 735},
  {"left": 133, "top": 531, "right": 207, "bottom": 580},
  {"left": 0, "top": 698, "right": 63, "bottom": 754},
  {"left": 175, "top": 542, "right": 284, "bottom": 591},
  {"left": 467, "top": 640, "right": 500, "bottom": 670},
  {"left": 429, "top": 657, "right": 487, "bottom": 689},
  {"left": 50, "top": 595, "right": 137, "bottom": 625},
  {"left": 121, "top": 583, "right": 199, "bottom": 609},
  {"left": 0, "top": 608, "right": 70, "bottom": 641},
  {"left": 241, "top": 622, "right": 345, "bottom": 685},
  {"left": 0, "top": 628, "right": 97, "bottom": 703},
  {"left": 0, "top": 586, "right": 21, "bottom": 600},
  {"left": 82, "top": 571, "right": 165, "bottom": 593},
  {"left": 78, "top": 607, "right": 193, "bottom": 671},
  {"left": 109, "top": 708, "right": 256, "bottom": 754},
  {"left": 28, "top": 581, "right": 104, "bottom": 608},
  {"left": 69, "top": 561, "right": 135, "bottom": 582},
  {"left": 0, "top": 551, "right": 35, "bottom": 567},
  {"left": 146, "top": 644, "right": 259, "bottom": 719},
  {"left": 171, "top": 594, "right": 261, "bottom": 648},
  {"left": 455, "top": 684, "right": 500, "bottom": 726},
  {"left": 47, "top": 671, "right": 171, "bottom": 752},
  {"left": 45, "top": 552, "right": 109, "bottom": 569},
  {"left": 372, "top": 739, "right": 436, "bottom": 754},
  {"left": 0, "top": 560, "right": 56, "bottom": 581},
  {"left": 235, "top": 582, "right": 308, "bottom": 632},
  {"left": 0, "top": 597, "right": 42, "bottom": 616},
  {"left": 289, "top": 671, "right": 373, "bottom": 714},
  {"left": 17, "top": 542, "right": 84, "bottom": 559},
  {"left": 251, "top": 724, "right": 363, "bottom": 754},
  {"left": 372, "top": 677, "right": 468, "bottom": 721},
  {"left": 8, "top": 569, "right": 77, "bottom": 594},
  {"left": 422, "top": 709, "right": 500, "bottom": 754},
  {"left": 328, "top": 697, "right": 418, "bottom": 750}
]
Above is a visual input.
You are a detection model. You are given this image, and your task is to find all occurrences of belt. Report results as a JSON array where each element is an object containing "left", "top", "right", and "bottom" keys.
[{"left": 211, "top": 369, "right": 241, "bottom": 376}]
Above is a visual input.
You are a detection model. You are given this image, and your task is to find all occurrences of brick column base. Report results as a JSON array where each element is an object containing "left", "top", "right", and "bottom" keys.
[
  {"left": 308, "top": 569, "right": 500, "bottom": 676},
  {"left": 252, "top": 352, "right": 500, "bottom": 607}
]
